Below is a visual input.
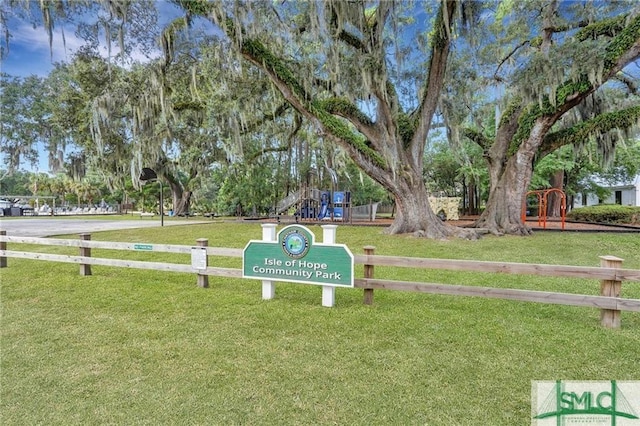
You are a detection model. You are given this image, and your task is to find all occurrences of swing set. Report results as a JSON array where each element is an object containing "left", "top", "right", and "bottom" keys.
[{"left": 521, "top": 189, "right": 566, "bottom": 230}]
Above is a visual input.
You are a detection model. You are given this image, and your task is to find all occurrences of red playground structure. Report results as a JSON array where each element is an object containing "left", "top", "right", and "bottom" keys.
[{"left": 521, "top": 189, "right": 566, "bottom": 230}]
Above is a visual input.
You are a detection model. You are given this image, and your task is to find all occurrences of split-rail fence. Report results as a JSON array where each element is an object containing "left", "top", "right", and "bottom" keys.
[{"left": 1, "top": 230, "right": 639, "bottom": 329}]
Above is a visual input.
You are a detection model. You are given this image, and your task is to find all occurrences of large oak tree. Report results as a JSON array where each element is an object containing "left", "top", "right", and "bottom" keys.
[
  {"left": 173, "top": 0, "right": 481, "bottom": 238},
  {"left": 459, "top": 1, "right": 640, "bottom": 235}
]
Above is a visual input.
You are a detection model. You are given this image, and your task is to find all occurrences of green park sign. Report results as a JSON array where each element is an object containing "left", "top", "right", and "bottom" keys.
[{"left": 243, "top": 225, "right": 354, "bottom": 287}]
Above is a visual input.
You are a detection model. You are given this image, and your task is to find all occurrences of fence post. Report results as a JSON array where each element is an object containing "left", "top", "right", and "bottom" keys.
[
  {"left": 321, "top": 225, "right": 338, "bottom": 307},
  {"left": 196, "top": 238, "right": 209, "bottom": 288},
  {"left": 261, "top": 224, "right": 277, "bottom": 299},
  {"left": 363, "top": 245, "right": 375, "bottom": 305},
  {"left": 599, "top": 255, "right": 623, "bottom": 329},
  {"left": 0, "top": 230, "right": 6, "bottom": 268},
  {"left": 79, "top": 233, "right": 92, "bottom": 276}
]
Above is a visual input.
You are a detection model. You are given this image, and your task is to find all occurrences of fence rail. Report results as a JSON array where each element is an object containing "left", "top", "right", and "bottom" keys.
[
  {"left": 352, "top": 254, "right": 640, "bottom": 282},
  {"left": 353, "top": 278, "right": 637, "bottom": 311},
  {"left": 2, "top": 235, "right": 243, "bottom": 257},
  {"left": 1, "top": 231, "right": 638, "bottom": 329}
]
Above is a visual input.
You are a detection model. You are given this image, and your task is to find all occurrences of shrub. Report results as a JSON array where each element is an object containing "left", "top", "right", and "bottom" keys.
[{"left": 567, "top": 204, "right": 640, "bottom": 224}]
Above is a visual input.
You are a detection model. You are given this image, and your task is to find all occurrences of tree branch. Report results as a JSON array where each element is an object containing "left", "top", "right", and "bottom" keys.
[
  {"left": 240, "top": 103, "right": 291, "bottom": 135},
  {"left": 411, "top": 0, "right": 457, "bottom": 165},
  {"left": 515, "top": 12, "right": 640, "bottom": 147},
  {"left": 542, "top": 21, "right": 589, "bottom": 34},
  {"left": 462, "top": 128, "right": 492, "bottom": 153},
  {"left": 316, "top": 97, "right": 378, "bottom": 142},
  {"left": 575, "top": 15, "right": 628, "bottom": 42},
  {"left": 246, "top": 146, "right": 289, "bottom": 163},
  {"left": 539, "top": 105, "right": 640, "bottom": 156},
  {"left": 615, "top": 72, "right": 639, "bottom": 94},
  {"left": 247, "top": 113, "right": 302, "bottom": 163},
  {"left": 494, "top": 40, "right": 530, "bottom": 82}
]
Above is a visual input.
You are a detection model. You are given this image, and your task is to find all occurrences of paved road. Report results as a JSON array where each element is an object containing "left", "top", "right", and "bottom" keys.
[{"left": 0, "top": 217, "right": 210, "bottom": 237}]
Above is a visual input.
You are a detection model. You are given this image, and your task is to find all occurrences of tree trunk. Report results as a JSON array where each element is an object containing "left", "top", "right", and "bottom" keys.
[
  {"left": 167, "top": 179, "right": 191, "bottom": 216},
  {"left": 386, "top": 176, "right": 478, "bottom": 239},
  {"left": 173, "top": 190, "right": 192, "bottom": 216},
  {"left": 465, "top": 176, "right": 479, "bottom": 215},
  {"left": 475, "top": 149, "right": 536, "bottom": 236},
  {"left": 547, "top": 170, "right": 564, "bottom": 217}
]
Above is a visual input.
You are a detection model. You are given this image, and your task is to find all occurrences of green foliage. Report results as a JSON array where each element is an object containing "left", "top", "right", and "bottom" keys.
[
  {"left": 534, "top": 138, "right": 640, "bottom": 204},
  {"left": 529, "top": 36, "right": 542, "bottom": 48},
  {"left": 429, "top": 1, "right": 449, "bottom": 50},
  {"left": 0, "top": 170, "right": 31, "bottom": 195},
  {"left": 241, "top": 38, "right": 307, "bottom": 102},
  {"left": 397, "top": 112, "right": 417, "bottom": 148},
  {"left": 174, "top": 0, "right": 213, "bottom": 17},
  {"left": 311, "top": 104, "right": 386, "bottom": 168},
  {"left": 189, "top": 169, "right": 220, "bottom": 214},
  {"left": 316, "top": 98, "right": 374, "bottom": 126},
  {"left": 423, "top": 141, "right": 463, "bottom": 196},
  {"left": 497, "top": 96, "right": 522, "bottom": 129},
  {"left": 137, "top": 181, "right": 165, "bottom": 214},
  {"left": 0, "top": 74, "right": 46, "bottom": 170},
  {"left": 214, "top": 160, "right": 281, "bottom": 216},
  {"left": 494, "top": 0, "right": 514, "bottom": 23},
  {"left": 529, "top": 146, "right": 575, "bottom": 190},
  {"left": 461, "top": 128, "right": 492, "bottom": 151},
  {"left": 424, "top": 140, "right": 488, "bottom": 201},
  {"left": 339, "top": 162, "right": 389, "bottom": 206},
  {"left": 542, "top": 105, "right": 640, "bottom": 156},
  {"left": 554, "top": 78, "right": 593, "bottom": 107},
  {"left": 510, "top": 77, "right": 593, "bottom": 153},
  {"left": 611, "top": 138, "right": 640, "bottom": 179},
  {"left": 567, "top": 204, "right": 640, "bottom": 225},
  {"left": 575, "top": 15, "right": 627, "bottom": 42},
  {"left": 603, "top": 14, "right": 640, "bottom": 71}
]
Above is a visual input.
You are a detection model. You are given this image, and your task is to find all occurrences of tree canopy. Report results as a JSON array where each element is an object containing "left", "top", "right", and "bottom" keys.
[{"left": 1, "top": 0, "right": 639, "bottom": 236}]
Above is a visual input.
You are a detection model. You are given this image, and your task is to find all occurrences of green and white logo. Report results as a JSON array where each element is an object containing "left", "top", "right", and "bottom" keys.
[
  {"left": 281, "top": 227, "right": 310, "bottom": 259},
  {"left": 532, "top": 380, "right": 640, "bottom": 425},
  {"left": 243, "top": 225, "right": 354, "bottom": 287}
]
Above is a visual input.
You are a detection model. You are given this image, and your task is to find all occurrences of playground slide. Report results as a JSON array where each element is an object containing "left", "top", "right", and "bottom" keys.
[
  {"left": 318, "top": 200, "right": 328, "bottom": 219},
  {"left": 276, "top": 190, "right": 302, "bottom": 214}
]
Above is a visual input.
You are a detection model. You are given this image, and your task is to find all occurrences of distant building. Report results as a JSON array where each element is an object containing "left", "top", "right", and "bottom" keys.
[{"left": 574, "top": 174, "right": 640, "bottom": 207}]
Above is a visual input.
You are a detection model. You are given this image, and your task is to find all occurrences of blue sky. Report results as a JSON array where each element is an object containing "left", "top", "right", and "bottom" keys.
[
  {"left": 1, "top": 18, "right": 100, "bottom": 78},
  {"left": 1, "top": 0, "right": 185, "bottom": 77}
]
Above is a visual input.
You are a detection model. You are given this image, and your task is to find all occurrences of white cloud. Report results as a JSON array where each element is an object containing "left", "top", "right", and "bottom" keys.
[
  {"left": 4, "top": 21, "right": 162, "bottom": 77},
  {"left": 10, "top": 22, "right": 85, "bottom": 63}
]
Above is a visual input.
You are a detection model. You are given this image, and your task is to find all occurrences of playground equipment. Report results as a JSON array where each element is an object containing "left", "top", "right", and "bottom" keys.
[
  {"left": 521, "top": 189, "right": 566, "bottom": 230},
  {"left": 276, "top": 187, "right": 351, "bottom": 221},
  {"left": 275, "top": 165, "right": 352, "bottom": 221}
]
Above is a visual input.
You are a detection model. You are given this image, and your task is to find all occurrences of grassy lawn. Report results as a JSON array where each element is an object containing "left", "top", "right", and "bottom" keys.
[{"left": 1, "top": 222, "right": 639, "bottom": 425}]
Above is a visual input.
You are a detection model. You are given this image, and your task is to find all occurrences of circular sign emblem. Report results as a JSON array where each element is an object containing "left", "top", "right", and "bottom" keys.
[{"left": 281, "top": 229, "right": 310, "bottom": 258}]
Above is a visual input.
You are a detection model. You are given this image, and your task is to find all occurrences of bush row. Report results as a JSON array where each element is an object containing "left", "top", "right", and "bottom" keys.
[{"left": 567, "top": 205, "right": 640, "bottom": 224}]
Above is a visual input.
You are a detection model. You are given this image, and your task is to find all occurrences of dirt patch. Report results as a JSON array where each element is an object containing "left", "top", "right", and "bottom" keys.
[{"left": 265, "top": 215, "right": 639, "bottom": 233}]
